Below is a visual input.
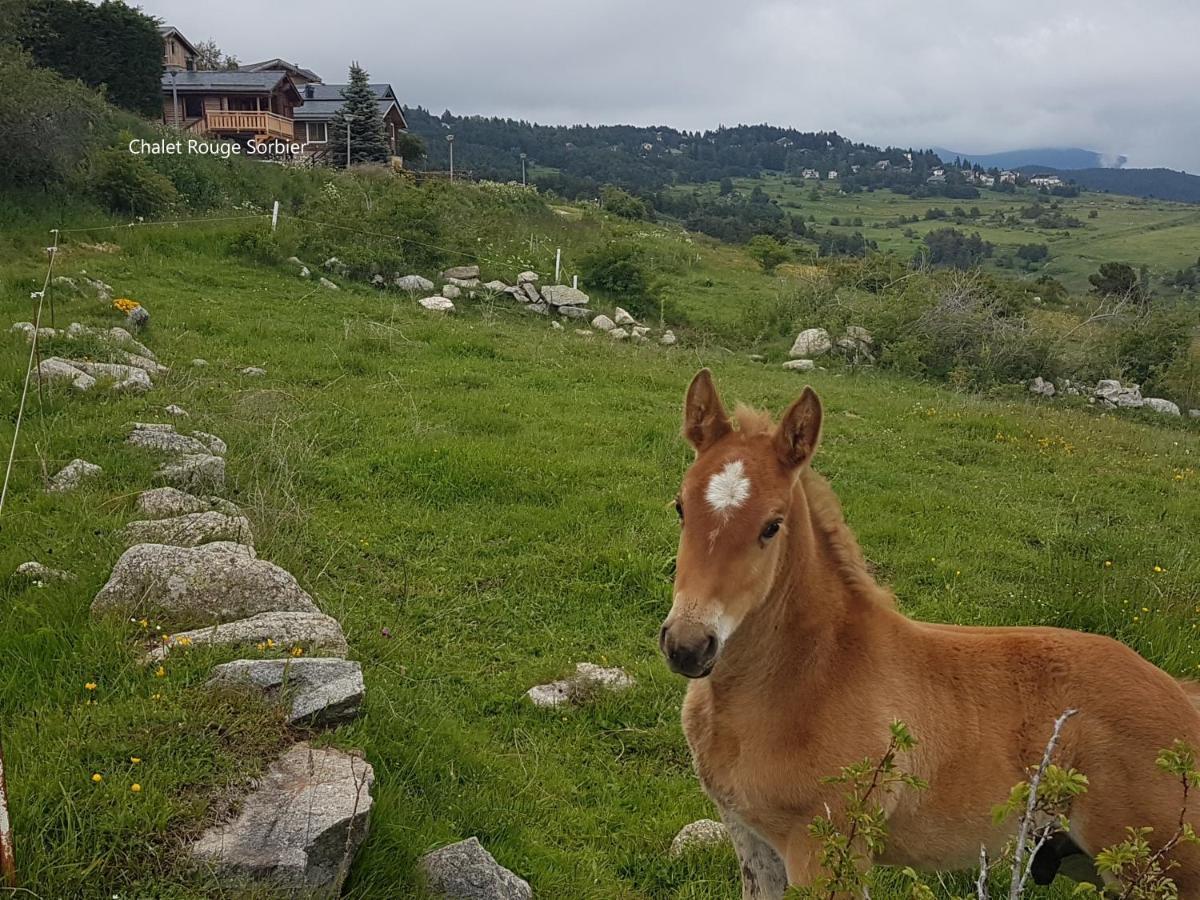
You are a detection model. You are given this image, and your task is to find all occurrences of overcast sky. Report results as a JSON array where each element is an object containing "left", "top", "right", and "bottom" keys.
[{"left": 147, "top": 0, "right": 1200, "bottom": 172}]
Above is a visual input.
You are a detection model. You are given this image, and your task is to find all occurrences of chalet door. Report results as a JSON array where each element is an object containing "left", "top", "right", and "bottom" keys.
[{"left": 184, "top": 96, "right": 203, "bottom": 119}]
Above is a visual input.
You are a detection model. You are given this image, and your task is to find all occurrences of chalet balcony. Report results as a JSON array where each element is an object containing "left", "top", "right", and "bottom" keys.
[{"left": 203, "top": 110, "right": 294, "bottom": 141}]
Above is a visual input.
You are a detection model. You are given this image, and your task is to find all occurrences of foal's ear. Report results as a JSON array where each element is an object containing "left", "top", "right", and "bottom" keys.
[
  {"left": 775, "top": 386, "right": 823, "bottom": 469},
  {"left": 682, "top": 368, "right": 732, "bottom": 453}
]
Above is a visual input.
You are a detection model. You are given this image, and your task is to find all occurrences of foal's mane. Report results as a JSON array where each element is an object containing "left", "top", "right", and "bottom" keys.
[{"left": 733, "top": 404, "right": 896, "bottom": 609}]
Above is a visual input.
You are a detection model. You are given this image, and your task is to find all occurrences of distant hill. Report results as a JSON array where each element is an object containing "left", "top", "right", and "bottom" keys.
[
  {"left": 1015, "top": 166, "right": 1200, "bottom": 204},
  {"left": 933, "top": 147, "right": 1126, "bottom": 170},
  {"left": 401, "top": 109, "right": 1199, "bottom": 205}
]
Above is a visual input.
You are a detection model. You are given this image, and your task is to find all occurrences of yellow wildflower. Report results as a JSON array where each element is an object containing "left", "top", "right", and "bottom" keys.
[
  {"left": 290, "top": 646, "right": 304, "bottom": 658},
  {"left": 85, "top": 682, "right": 97, "bottom": 691},
  {"left": 91, "top": 773, "right": 103, "bottom": 783},
  {"left": 113, "top": 298, "right": 141, "bottom": 313},
  {"left": 1104, "top": 560, "right": 1113, "bottom": 568},
  {"left": 154, "top": 665, "right": 166, "bottom": 678},
  {"left": 130, "top": 783, "right": 142, "bottom": 793}
]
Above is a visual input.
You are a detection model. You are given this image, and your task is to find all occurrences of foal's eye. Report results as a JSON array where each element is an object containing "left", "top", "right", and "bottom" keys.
[
  {"left": 674, "top": 498, "right": 684, "bottom": 523},
  {"left": 760, "top": 519, "right": 783, "bottom": 542}
]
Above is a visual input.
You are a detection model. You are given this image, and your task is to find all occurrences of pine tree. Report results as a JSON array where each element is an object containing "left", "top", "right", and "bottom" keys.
[{"left": 330, "top": 63, "right": 390, "bottom": 166}]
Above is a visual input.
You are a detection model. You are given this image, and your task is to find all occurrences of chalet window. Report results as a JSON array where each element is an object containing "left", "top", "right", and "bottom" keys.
[{"left": 305, "top": 122, "right": 328, "bottom": 144}]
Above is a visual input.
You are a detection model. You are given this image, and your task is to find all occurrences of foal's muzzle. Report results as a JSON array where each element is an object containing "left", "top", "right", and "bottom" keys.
[{"left": 659, "top": 622, "right": 720, "bottom": 678}]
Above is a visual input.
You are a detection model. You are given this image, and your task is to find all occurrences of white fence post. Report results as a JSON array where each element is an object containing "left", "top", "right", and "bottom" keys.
[
  {"left": 271, "top": 200, "right": 280, "bottom": 232},
  {"left": 554, "top": 248, "right": 561, "bottom": 284}
]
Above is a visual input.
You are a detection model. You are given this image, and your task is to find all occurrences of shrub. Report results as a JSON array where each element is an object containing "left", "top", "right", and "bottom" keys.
[
  {"left": 600, "top": 185, "right": 651, "bottom": 220},
  {"left": 1115, "top": 313, "right": 1191, "bottom": 391},
  {"left": 746, "top": 234, "right": 790, "bottom": 273},
  {"left": 91, "top": 146, "right": 177, "bottom": 215},
  {"left": 226, "top": 229, "right": 281, "bottom": 265}
]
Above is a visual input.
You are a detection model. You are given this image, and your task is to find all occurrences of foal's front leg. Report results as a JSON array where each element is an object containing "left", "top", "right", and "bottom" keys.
[{"left": 718, "top": 807, "right": 789, "bottom": 900}]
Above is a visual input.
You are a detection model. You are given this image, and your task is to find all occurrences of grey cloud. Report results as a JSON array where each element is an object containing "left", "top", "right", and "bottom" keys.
[{"left": 147, "top": 0, "right": 1199, "bottom": 170}]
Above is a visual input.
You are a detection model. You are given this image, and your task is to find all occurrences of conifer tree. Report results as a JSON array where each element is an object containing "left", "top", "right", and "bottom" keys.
[{"left": 330, "top": 62, "right": 390, "bottom": 166}]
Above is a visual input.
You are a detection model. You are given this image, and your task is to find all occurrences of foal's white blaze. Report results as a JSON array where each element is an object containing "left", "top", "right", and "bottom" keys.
[{"left": 705, "top": 459, "right": 751, "bottom": 515}]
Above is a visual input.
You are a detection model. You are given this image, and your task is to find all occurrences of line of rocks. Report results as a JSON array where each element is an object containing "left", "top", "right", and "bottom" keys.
[
  {"left": 14, "top": 320, "right": 165, "bottom": 394},
  {"left": 13, "top": 314, "right": 375, "bottom": 894},
  {"left": 1029, "top": 376, "right": 1195, "bottom": 418},
  {"left": 295, "top": 258, "right": 680, "bottom": 347},
  {"left": 97, "top": 417, "right": 372, "bottom": 893}
]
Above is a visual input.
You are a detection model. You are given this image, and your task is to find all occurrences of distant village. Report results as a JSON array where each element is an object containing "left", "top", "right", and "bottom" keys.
[{"left": 158, "top": 25, "right": 409, "bottom": 164}]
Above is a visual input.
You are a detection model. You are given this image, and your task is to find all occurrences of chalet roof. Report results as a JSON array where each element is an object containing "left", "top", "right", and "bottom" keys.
[
  {"left": 240, "top": 58, "right": 322, "bottom": 83},
  {"left": 160, "top": 71, "right": 301, "bottom": 100},
  {"left": 293, "top": 98, "right": 408, "bottom": 128},
  {"left": 158, "top": 25, "right": 198, "bottom": 56},
  {"left": 293, "top": 83, "right": 407, "bottom": 128},
  {"left": 301, "top": 83, "right": 395, "bottom": 102}
]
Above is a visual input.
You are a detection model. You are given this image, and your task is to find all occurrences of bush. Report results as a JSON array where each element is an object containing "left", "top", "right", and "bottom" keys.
[
  {"left": 600, "top": 185, "right": 651, "bottom": 220},
  {"left": 746, "top": 234, "right": 790, "bottom": 273},
  {"left": 226, "top": 229, "right": 281, "bottom": 265},
  {"left": 1115, "top": 313, "right": 1192, "bottom": 390},
  {"left": 580, "top": 241, "right": 651, "bottom": 296},
  {"left": 91, "top": 146, "right": 177, "bottom": 215},
  {"left": 0, "top": 47, "right": 112, "bottom": 192}
]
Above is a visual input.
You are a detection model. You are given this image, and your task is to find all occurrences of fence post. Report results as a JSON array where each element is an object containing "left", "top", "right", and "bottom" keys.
[
  {"left": 572, "top": 275, "right": 578, "bottom": 289},
  {"left": 271, "top": 201, "right": 280, "bottom": 232},
  {"left": 0, "top": 738, "right": 16, "bottom": 889},
  {"left": 554, "top": 248, "right": 561, "bottom": 284}
]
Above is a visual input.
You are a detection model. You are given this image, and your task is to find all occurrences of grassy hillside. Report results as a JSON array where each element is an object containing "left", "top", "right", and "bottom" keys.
[
  {"left": 684, "top": 175, "right": 1200, "bottom": 296},
  {"left": 2, "top": 205, "right": 1199, "bottom": 897}
]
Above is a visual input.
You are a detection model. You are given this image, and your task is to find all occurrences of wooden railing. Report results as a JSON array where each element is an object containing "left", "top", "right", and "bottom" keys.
[{"left": 203, "top": 111, "right": 294, "bottom": 139}]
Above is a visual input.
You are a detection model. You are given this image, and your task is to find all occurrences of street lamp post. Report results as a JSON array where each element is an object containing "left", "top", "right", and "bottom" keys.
[
  {"left": 343, "top": 114, "right": 356, "bottom": 170},
  {"left": 169, "top": 71, "right": 180, "bottom": 126},
  {"left": 446, "top": 134, "right": 455, "bottom": 181},
  {"left": 520, "top": 152, "right": 527, "bottom": 187}
]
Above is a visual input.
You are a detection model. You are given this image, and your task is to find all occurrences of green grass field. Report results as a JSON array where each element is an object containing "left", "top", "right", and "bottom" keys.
[
  {"left": 690, "top": 175, "right": 1200, "bottom": 295},
  {"left": 1, "top": 212, "right": 1199, "bottom": 898}
]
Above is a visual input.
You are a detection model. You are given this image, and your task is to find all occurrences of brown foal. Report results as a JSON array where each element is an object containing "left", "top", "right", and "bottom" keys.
[{"left": 660, "top": 369, "right": 1200, "bottom": 897}]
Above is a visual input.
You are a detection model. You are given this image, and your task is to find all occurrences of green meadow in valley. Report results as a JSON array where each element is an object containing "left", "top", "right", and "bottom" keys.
[{"left": 1, "top": 203, "right": 1198, "bottom": 897}]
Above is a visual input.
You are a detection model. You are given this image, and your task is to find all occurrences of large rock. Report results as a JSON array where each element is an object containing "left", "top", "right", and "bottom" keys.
[
  {"left": 207, "top": 658, "right": 364, "bottom": 726},
  {"left": 660, "top": 330, "right": 677, "bottom": 346},
  {"left": 526, "top": 662, "right": 634, "bottom": 708},
  {"left": 37, "top": 358, "right": 95, "bottom": 392},
  {"left": 136, "top": 487, "right": 238, "bottom": 519},
  {"left": 12, "top": 561, "right": 74, "bottom": 583},
  {"left": 191, "top": 743, "right": 373, "bottom": 892},
  {"left": 1029, "top": 377, "right": 1056, "bottom": 398},
  {"left": 541, "top": 285, "right": 590, "bottom": 307},
  {"left": 71, "top": 360, "right": 156, "bottom": 390},
  {"left": 516, "top": 271, "right": 539, "bottom": 285},
  {"left": 442, "top": 265, "right": 480, "bottom": 280},
  {"left": 1144, "top": 398, "right": 1181, "bottom": 416},
  {"left": 1094, "top": 379, "right": 1143, "bottom": 409},
  {"left": 48, "top": 458, "right": 102, "bottom": 492},
  {"left": 789, "top": 328, "right": 832, "bottom": 358},
  {"left": 520, "top": 283, "right": 541, "bottom": 304},
  {"left": 482, "top": 280, "right": 510, "bottom": 293},
  {"left": 92, "top": 542, "right": 317, "bottom": 629},
  {"left": 669, "top": 819, "right": 729, "bottom": 858},
  {"left": 419, "top": 837, "right": 531, "bottom": 900},
  {"left": 446, "top": 277, "right": 481, "bottom": 289},
  {"left": 590, "top": 314, "right": 616, "bottom": 332},
  {"left": 442, "top": 284, "right": 462, "bottom": 300},
  {"left": 121, "top": 511, "right": 253, "bottom": 548},
  {"left": 420, "top": 296, "right": 455, "bottom": 313},
  {"left": 127, "top": 423, "right": 211, "bottom": 456},
  {"left": 395, "top": 274, "right": 434, "bottom": 293},
  {"left": 613, "top": 307, "right": 638, "bottom": 327},
  {"left": 783, "top": 359, "right": 815, "bottom": 372},
  {"left": 557, "top": 305, "right": 591, "bottom": 320},
  {"left": 149, "top": 611, "right": 348, "bottom": 662},
  {"left": 157, "top": 453, "right": 225, "bottom": 492}
]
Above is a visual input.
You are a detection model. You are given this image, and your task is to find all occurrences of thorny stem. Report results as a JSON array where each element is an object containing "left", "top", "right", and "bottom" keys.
[{"left": 1009, "top": 708, "right": 1078, "bottom": 900}]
